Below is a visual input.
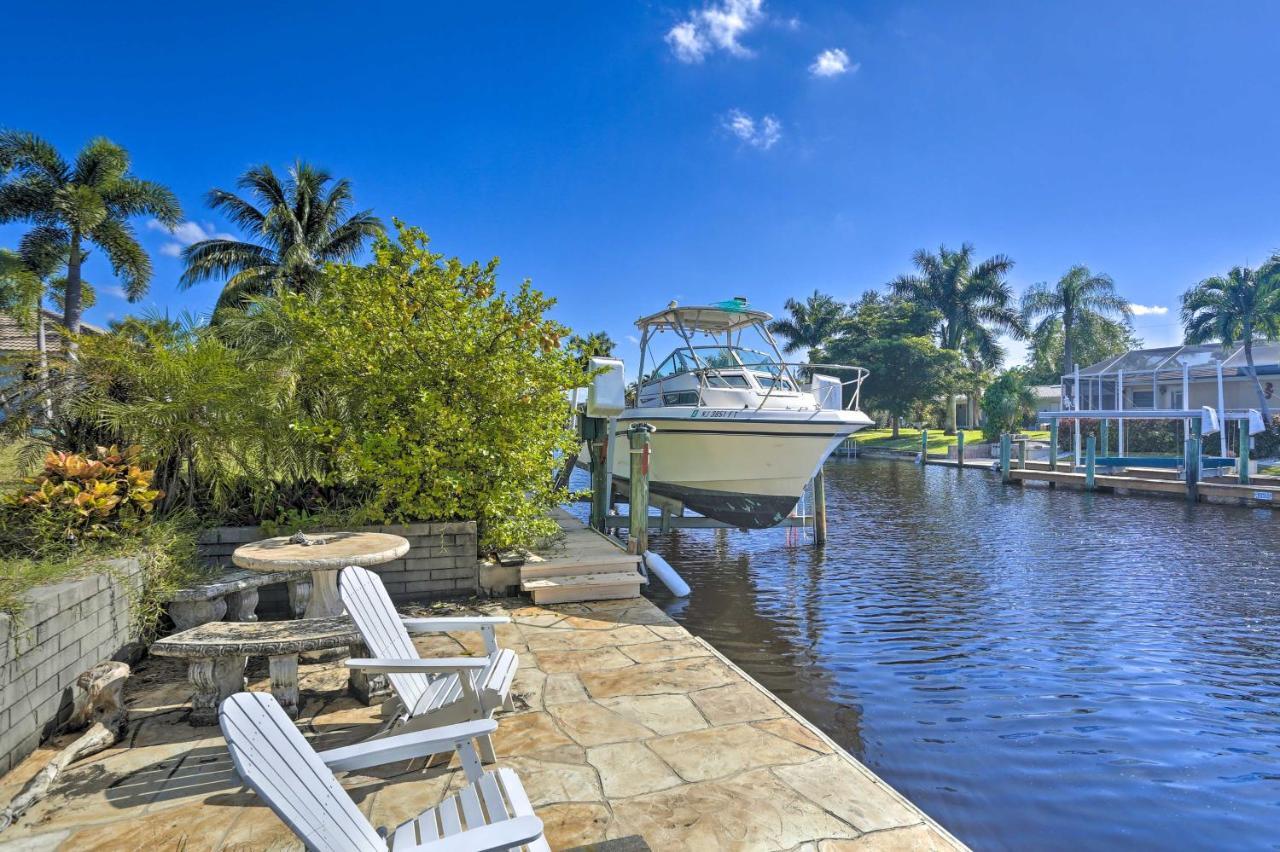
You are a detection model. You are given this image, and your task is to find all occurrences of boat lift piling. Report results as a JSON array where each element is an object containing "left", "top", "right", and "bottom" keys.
[
  {"left": 626, "top": 423, "right": 655, "bottom": 556},
  {"left": 956, "top": 431, "right": 965, "bottom": 469}
]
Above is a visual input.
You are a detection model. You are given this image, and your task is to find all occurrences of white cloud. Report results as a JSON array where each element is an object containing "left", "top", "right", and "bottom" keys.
[
  {"left": 723, "top": 109, "right": 781, "bottom": 150},
  {"left": 148, "top": 219, "right": 236, "bottom": 258},
  {"left": 1129, "top": 303, "right": 1169, "bottom": 316},
  {"left": 103, "top": 285, "right": 129, "bottom": 299},
  {"left": 809, "top": 48, "right": 856, "bottom": 77},
  {"left": 626, "top": 334, "right": 641, "bottom": 345},
  {"left": 666, "top": 0, "right": 764, "bottom": 63}
]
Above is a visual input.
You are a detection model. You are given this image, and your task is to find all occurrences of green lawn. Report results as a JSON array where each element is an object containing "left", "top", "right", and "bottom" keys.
[{"left": 851, "top": 427, "right": 1049, "bottom": 456}]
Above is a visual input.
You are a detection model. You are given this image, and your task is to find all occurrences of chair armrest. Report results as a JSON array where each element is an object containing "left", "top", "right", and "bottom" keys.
[
  {"left": 318, "top": 719, "right": 498, "bottom": 772},
  {"left": 345, "top": 657, "right": 488, "bottom": 674},
  {"left": 400, "top": 616, "right": 510, "bottom": 633},
  {"left": 406, "top": 816, "right": 544, "bottom": 851}
]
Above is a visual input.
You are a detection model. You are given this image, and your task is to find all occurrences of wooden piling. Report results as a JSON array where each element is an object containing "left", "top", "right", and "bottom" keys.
[
  {"left": 1239, "top": 420, "right": 1250, "bottom": 485},
  {"left": 1085, "top": 435, "right": 1096, "bottom": 491},
  {"left": 1100, "top": 419, "right": 1110, "bottom": 457},
  {"left": 812, "top": 466, "right": 828, "bottom": 546},
  {"left": 920, "top": 430, "right": 928, "bottom": 464},
  {"left": 584, "top": 416, "right": 610, "bottom": 533},
  {"left": 956, "top": 430, "right": 965, "bottom": 469},
  {"left": 1017, "top": 437, "right": 1028, "bottom": 470},
  {"left": 1000, "top": 434, "right": 1012, "bottom": 483},
  {"left": 1048, "top": 420, "right": 1059, "bottom": 472},
  {"left": 627, "top": 423, "right": 655, "bottom": 555}
]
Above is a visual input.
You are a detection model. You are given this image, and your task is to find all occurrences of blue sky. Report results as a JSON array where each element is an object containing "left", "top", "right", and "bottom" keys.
[{"left": 3, "top": 1, "right": 1278, "bottom": 369}]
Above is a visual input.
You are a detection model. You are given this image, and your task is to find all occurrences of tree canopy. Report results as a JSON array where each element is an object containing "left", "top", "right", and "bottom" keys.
[
  {"left": 1022, "top": 265, "right": 1131, "bottom": 378},
  {"left": 179, "top": 162, "right": 383, "bottom": 315},
  {"left": 767, "top": 290, "right": 848, "bottom": 357},
  {"left": 0, "top": 131, "right": 180, "bottom": 333}
]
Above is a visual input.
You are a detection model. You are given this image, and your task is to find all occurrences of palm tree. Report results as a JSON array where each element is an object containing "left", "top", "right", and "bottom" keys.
[
  {"left": 1022, "top": 265, "right": 1131, "bottom": 378},
  {"left": 767, "top": 290, "right": 847, "bottom": 357},
  {"left": 0, "top": 131, "right": 181, "bottom": 334},
  {"left": 891, "top": 243, "right": 1025, "bottom": 432},
  {"left": 180, "top": 162, "right": 383, "bottom": 314},
  {"left": 1181, "top": 261, "right": 1280, "bottom": 422}
]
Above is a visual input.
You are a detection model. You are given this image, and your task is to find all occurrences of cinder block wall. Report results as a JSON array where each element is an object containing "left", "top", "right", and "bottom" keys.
[
  {"left": 0, "top": 557, "right": 144, "bottom": 778},
  {"left": 197, "top": 522, "right": 479, "bottom": 613}
]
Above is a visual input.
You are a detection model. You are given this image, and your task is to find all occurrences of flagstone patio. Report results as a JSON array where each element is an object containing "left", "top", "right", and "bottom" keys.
[{"left": 0, "top": 597, "right": 965, "bottom": 851}]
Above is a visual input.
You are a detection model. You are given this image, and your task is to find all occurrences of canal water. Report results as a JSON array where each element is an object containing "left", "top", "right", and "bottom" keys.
[{"left": 633, "top": 458, "right": 1280, "bottom": 850}]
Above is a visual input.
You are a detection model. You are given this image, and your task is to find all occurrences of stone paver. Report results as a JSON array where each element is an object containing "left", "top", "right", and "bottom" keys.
[{"left": 0, "top": 597, "right": 965, "bottom": 852}]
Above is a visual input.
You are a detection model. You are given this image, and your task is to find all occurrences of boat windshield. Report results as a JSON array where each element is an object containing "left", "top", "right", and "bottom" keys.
[{"left": 649, "top": 346, "right": 783, "bottom": 380}]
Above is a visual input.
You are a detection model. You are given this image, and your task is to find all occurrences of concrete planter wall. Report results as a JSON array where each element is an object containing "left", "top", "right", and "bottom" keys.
[
  {"left": 0, "top": 557, "right": 144, "bottom": 777},
  {"left": 196, "top": 521, "right": 480, "bottom": 614}
]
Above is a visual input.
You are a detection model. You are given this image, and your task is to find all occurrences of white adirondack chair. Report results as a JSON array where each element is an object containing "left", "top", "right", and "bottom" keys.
[
  {"left": 339, "top": 565, "right": 519, "bottom": 763},
  {"left": 219, "top": 692, "right": 547, "bottom": 852}
]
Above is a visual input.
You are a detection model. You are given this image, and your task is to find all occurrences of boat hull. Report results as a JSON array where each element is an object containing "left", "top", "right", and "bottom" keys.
[{"left": 609, "top": 407, "right": 871, "bottom": 528}]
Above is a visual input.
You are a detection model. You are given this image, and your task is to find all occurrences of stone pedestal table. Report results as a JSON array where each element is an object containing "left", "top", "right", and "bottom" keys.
[{"left": 232, "top": 532, "right": 410, "bottom": 619}]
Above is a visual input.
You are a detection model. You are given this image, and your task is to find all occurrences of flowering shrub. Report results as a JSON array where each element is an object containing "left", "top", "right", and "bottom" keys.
[{"left": 1, "top": 445, "right": 162, "bottom": 550}]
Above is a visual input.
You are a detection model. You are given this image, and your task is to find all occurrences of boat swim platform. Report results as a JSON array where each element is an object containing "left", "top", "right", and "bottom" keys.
[{"left": 0, "top": 597, "right": 966, "bottom": 851}]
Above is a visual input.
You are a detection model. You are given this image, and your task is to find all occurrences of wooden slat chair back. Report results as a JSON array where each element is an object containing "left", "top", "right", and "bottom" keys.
[
  {"left": 339, "top": 564, "right": 435, "bottom": 713},
  {"left": 219, "top": 691, "right": 384, "bottom": 852},
  {"left": 220, "top": 692, "right": 548, "bottom": 852}
]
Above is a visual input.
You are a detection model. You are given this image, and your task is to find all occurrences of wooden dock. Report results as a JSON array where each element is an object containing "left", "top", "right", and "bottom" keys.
[
  {"left": 1007, "top": 467, "right": 1280, "bottom": 507},
  {"left": 519, "top": 508, "right": 647, "bottom": 605}
]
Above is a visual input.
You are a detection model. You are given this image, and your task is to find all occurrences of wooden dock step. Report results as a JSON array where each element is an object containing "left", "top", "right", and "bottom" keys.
[
  {"left": 520, "top": 550, "right": 642, "bottom": 579},
  {"left": 521, "top": 571, "right": 646, "bottom": 605}
]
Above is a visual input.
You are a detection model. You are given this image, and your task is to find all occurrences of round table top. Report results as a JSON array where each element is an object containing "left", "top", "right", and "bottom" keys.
[
  {"left": 151, "top": 616, "right": 363, "bottom": 657},
  {"left": 232, "top": 531, "right": 410, "bottom": 573}
]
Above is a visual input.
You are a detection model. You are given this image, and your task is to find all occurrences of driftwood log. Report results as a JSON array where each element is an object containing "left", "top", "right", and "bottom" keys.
[{"left": 0, "top": 661, "right": 130, "bottom": 832}]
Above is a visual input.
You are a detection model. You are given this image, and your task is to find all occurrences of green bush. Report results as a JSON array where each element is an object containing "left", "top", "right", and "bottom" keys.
[
  {"left": 980, "top": 369, "right": 1037, "bottom": 443},
  {"left": 275, "top": 223, "right": 581, "bottom": 548}
]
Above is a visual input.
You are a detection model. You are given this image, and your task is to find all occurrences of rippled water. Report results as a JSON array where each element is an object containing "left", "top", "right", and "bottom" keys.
[{"left": 604, "top": 458, "right": 1280, "bottom": 850}]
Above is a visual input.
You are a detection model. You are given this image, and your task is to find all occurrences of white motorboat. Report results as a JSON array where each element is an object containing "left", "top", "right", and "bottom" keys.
[{"left": 610, "top": 300, "right": 872, "bottom": 528}]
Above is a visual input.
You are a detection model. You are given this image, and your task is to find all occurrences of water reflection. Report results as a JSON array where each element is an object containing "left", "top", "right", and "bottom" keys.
[{"left": 625, "top": 459, "right": 1280, "bottom": 850}]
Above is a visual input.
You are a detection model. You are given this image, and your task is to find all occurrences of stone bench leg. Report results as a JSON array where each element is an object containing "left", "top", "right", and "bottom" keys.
[
  {"left": 269, "top": 654, "right": 301, "bottom": 719},
  {"left": 170, "top": 597, "right": 228, "bottom": 632},
  {"left": 188, "top": 656, "right": 246, "bottom": 725},
  {"left": 225, "top": 588, "right": 260, "bottom": 622}
]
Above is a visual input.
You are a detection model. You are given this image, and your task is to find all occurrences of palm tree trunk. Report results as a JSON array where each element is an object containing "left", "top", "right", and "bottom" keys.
[
  {"left": 891, "top": 416, "right": 900, "bottom": 439},
  {"left": 63, "top": 232, "right": 83, "bottom": 357},
  {"left": 1062, "top": 313, "right": 1074, "bottom": 379},
  {"left": 1244, "top": 337, "right": 1272, "bottom": 422}
]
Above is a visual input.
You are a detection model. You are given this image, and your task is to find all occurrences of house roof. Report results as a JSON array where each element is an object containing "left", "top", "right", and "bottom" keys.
[
  {"left": 1074, "top": 341, "right": 1280, "bottom": 380},
  {"left": 0, "top": 309, "right": 107, "bottom": 353}
]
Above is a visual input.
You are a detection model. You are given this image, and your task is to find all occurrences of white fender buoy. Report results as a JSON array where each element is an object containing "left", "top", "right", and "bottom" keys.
[{"left": 644, "top": 551, "right": 690, "bottom": 597}]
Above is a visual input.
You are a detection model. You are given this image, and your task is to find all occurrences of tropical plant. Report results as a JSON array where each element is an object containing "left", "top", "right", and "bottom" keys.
[
  {"left": 0, "top": 445, "right": 161, "bottom": 551},
  {"left": 1021, "top": 265, "right": 1131, "bottom": 378},
  {"left": 271, "top": 223, "right": 583, "bottom": 548},
  {"left": 0, "top": 249, "right": 44, "bottom": 327},
  {"left": 890, "top": 244, "right": 1026, "bottom": 432},
  {"left": 179, "top": 162, "right": 383, "bottom": 314},
  {"left": 980, "top": 368, "right": 1037, "bottom": 442},
  {"left": 566, "top": 331, "right": 616, "bottom": 371},
  {"left": 767, "top": 290, "right": 847, "bottom": 357},
  {"left": 826, "top": 293, "right": 960, "bottom": 436},
  {"left": 1025, "top": 313, "right": 1141, "bottom": 385},
  {"left": 0, "top": 131, "right": 181, "bottom": 334},
  {"left": 1180, "top": 261, "right": 1280, "bottom": 421}
]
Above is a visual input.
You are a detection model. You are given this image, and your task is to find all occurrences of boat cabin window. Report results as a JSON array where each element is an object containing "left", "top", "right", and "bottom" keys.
[
  {"left": 755, "top": 375, "right": 797, "bottom": 391},
  {"left": 705, "top": 373, "right": 751, "bottom": 388}
]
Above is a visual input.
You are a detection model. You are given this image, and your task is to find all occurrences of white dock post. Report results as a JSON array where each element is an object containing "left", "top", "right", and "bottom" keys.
[
  {"left": 1117, "top": 368, "right": 1125, "bottom": 456},
  {"left": 1216, "top": 361, "right": 1228, "bottom": 457},
  {"left": 1073, "top": 364, "right": 1082, "bottom": 467},
  {"left": 1183, "top": 363, "right": 1191, "bottom": 447}
]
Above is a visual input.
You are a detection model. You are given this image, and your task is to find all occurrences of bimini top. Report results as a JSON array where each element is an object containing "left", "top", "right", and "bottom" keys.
[{"left": 635, "top": 301, "right": 773, "bottom": 334}]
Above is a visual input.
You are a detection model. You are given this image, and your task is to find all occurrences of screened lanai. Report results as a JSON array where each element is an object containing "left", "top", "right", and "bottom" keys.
[{"left": 1050, "top": 342, "right": 1279, "bottom": 462}]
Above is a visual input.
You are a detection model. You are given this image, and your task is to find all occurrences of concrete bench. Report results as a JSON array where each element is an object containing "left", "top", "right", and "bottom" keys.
[
  {"left": 150, "top": 617, "right": 380, "bottom": 724},
  {"left": 165, "top": 568, "right": 307, "bottom": 631}
]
